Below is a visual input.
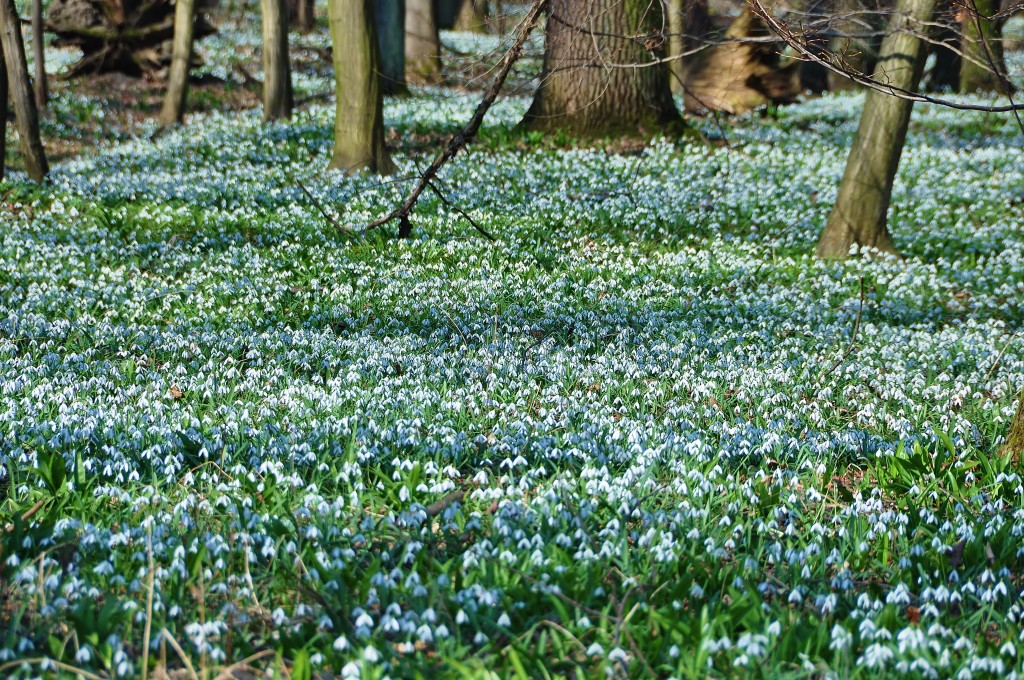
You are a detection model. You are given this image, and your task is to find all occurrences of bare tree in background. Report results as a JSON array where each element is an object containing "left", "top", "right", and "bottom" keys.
[
  {"left": 262, "top": 0, "right": 293, "bottom": 120},
  {"left": 330, "top": 0, "right": 396, "bottom": 173},
  {"left": 375, "top": 0, "right": 408, "bottom": 94},
  {"left": 160, "top": 0, "right": 197, "bottom": 126},
  {"left": 959, "top": 0, "right": 1012, "bottom": 93},
  {"left": 406, "top": 0, "right": 440, "bottom": 82},
  {"left": 454, "top": 0, "right": 488, "bottom": 32},
  {"left": 0, "top": 0, "right": 48, "bottom": 180},
  {"left": 32, "top": 0, "right": 46, "bottom": 108}
]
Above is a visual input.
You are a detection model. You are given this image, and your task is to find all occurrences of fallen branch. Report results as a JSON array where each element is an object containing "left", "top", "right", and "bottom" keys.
[{"left": 363, "top": 0, "right": 548, "bottom": 238}]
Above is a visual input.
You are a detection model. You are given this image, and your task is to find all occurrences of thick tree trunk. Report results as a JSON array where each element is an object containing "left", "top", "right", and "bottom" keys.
[
  {"left": 454, "top": 0, "right": 486, "bottom": 32},
  {"left": 683, "top": 9, "right": 800, "bottom": 114},
  {"left": 295, "top": 0, "right": 315, "bottom": 33},
  {"left": 1002, "top": 391, "right": 1024, "bottom": 460},
  {"left": 817, "top": 0, "right": 936, "bottom": 259},
  {"left": 159, "top": 0, "right": 197, "bottom": 126},
  {"left": 959, "top": 0, "right": 1011, "bottom": 93},
  {"left": 406, "top": 0, "right": 440, "bottom": 82},
  {"left": 521, "top": 0, "right": 681, "bottom": 138},
  {"left": 0, "top": 0, "right": 48, "bottom": 181},
  {"left": 329, "top": 0, "right": 396, "bottom": 174},
  {"left": 32, "top": 0, "right": 46, "bottom": 109},
  {"left": 261, "top": 0, "right": 293, "bottom": 121},
  {"left": 374, "top": 0, "right": 407, "bottom": 94}
]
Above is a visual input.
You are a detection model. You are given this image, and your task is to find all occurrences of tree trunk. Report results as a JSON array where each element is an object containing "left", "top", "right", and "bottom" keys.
[
  {"left": 959, "top": 0, "right": 1011, "bottom": 93},
  {"left": 159, "top": 0, "right": 197, "bottom": 126},
  {"left": 454, "top": 0, "right": 486, "bottom": 32},
  {"left": 0, "top": 44, "right": 7, "bottom": 182},
  {"left": 406, "top": 0, "right": 440, "bottom": 82},
  {"left": 827, "top": 0, "right": 882, "bottom": 91},
  {"left": 924, "top": 2, "right": 960, "bottom": 92},
  {"left": 295, "top": 0, "right": 315, "bottom": 33},
  {"left": 521, "top": 0, "right": 681, "bottom": 138},
  {"left": 683, "top": 9, "right": 800, "bottom": 114},
  {"left": 32, "top": 0, "right": 46, "bottom": 109},
  {"left": 1002, "top": 390, "right": 1024, "bottom": 460},
  {"left": 329, "top": 0, "right": 396, "bottom": 174},
  {"left": 261, "top": 0, "right": 293, "bottom": 121},
  {"left": 374, "top": 0, "right": 407, "bottom": 94},
  {"left": 667, "top": 0, "right": 710, "bottom": 95},
  {"left": 799, "top": 0, "right": 830, "bottom": 93},
  {"left": 816, "top": 0, "right": 936, "bottom": 259},
  {"left": 0, "top": 0, "right": 48, "bottom": 181}
]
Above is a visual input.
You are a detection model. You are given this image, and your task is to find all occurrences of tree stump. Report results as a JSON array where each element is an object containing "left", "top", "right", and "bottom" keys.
[{"left": 46, "top": 0, "right": 217, "bottom": 77}]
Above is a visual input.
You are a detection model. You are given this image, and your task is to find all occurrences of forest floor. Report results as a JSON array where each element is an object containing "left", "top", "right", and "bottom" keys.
[{"left": 2, "top": 7, "right": 1024, "bottom": 679}]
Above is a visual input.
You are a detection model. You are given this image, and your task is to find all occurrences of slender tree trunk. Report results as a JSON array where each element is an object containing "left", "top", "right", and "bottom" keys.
[
  {"left": 0, "top": 44, "right": 7, "bottom": 182},
  {"left": 262, "top": 0, "right": 293, "bottom": 121},
  {"left": 295, "top": 0, "right": 315, "bottom": 33},
  {"left": 799, "top": 0, "right": 830, "bottom": 93},
  {"left": 160, "top": 0, "right": 197, "bottom": 126},
  {"left": 817, "top": 0, "right": 936, "bottom": 259},
  {"left": 375, "top": 0, "right": 408, "bottom": 94},
  {"left": 1002, "top": 390, "right": 1024, "bottom": 460},
  {"left": 329, "top": 0, "right": 396, "bottom": 174},
  {"left": 667, "top": 0, "right": 709, "bottom": 95},
  {"left": 959, "top": 0, "right": 1011, "bottom": 93},
  {"left": 0, "top": 0, "right": 48, "bottom": 181},
  {"left": 454, "top": 0, "right": 486, "bottom": 32},
  {"left": 827, "top": 0, "right": 882, "bottom": 91},
  {"left": 521, "top": 0, "right": 681, "bottom": 138},
  {"left": 406, "top": 0, "right": 440, "bottom": 82},
  {"left": 31, "top": 0, "right": 46, "bottom": 109}
]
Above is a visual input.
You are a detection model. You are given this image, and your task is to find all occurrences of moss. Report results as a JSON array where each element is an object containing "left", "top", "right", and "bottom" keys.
[{"left": 1001, "top": 391, "right": 1024, "bottom": 460}]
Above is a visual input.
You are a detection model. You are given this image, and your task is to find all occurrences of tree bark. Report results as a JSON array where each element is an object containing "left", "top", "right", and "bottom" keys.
[
  {"left": 32, "top": 0, "right": 46, "bottom": 109},
  {"left": 799, "top": 0, "right": 830, "bottom": 93},
  {"left": 0, "top": 0, "right": 48, "bottom": 181},
  {"left": 827, "top": 0, "right": 882, "bottom": 91},
  {"left": 406, "top": 0, "right": 440, "bottom": 83},
  {"left": 959, "top": 0, "right": 1011, "bottom": 93},
  {"left": 667, "top": 0, "right": 710, "bottom": 95},
  {"left": 1002, "top": 390, "right": 1024, "bottom": 460},
  {"left": 454, "top": 0, "right": 486, "bottom": 32},
  {"left": 0, "top": 44, "right": 7, "bottom": 182},
  {"left": 521, "top": 0, "right": 681, "bottom": 138},
  {"left": 817, "top": 0, "right": 936, "bottom": 259},
  {"left": 261, "top": 0, "right": 293, "bottom": 121},
  {"left": 159, "top": 0, "right": 197, "bottom": 126},
  {"left": 295, "top": 0, "right": 315, "bottom": 33},
  {"left": 374, "top": 0, "right": 408, "bottom": 94},
  {"left": 329, "top": 0, "right": 396, "bottom": 174}
]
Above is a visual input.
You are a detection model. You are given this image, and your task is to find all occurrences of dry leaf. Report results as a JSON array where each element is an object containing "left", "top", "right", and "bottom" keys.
[{"left": 170, "top": 385, "right": 184, "bottom": 399}]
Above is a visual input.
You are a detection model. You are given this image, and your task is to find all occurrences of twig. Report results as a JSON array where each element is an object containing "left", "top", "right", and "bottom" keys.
[
  {"left": 294, "top": 176, "right": 341, "bottom": 232},
  {"left": 424, "top": 180, "right": 496, "bottom": 241},
  {"left": 363, "top": 0, "right": 548, "bottom": 237},
  {"left": 820, "top": 276, "right": 865, "bottom": 379},
  {"left": 425, "top": 489, "right": 465, "bottom": 518}
]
